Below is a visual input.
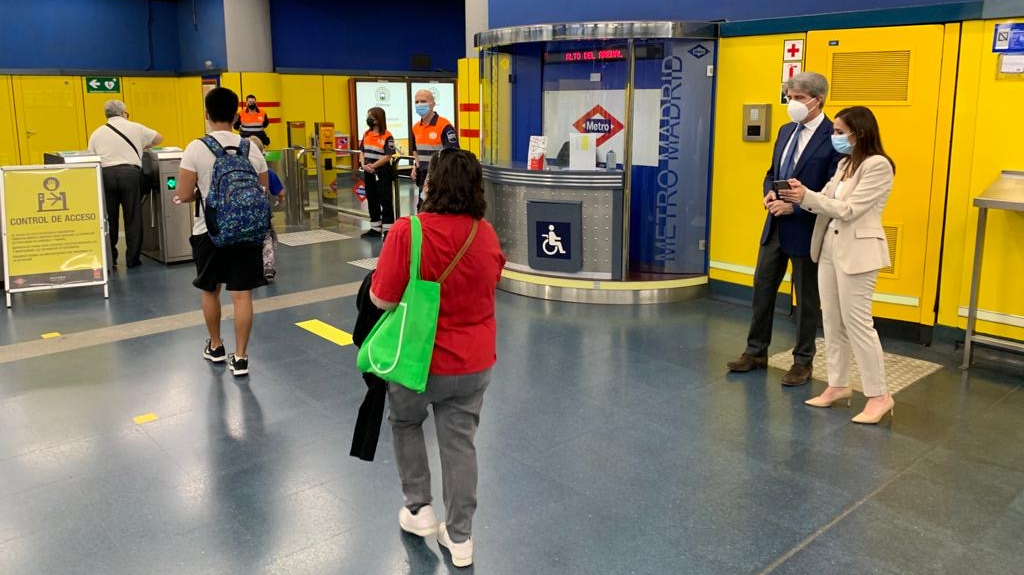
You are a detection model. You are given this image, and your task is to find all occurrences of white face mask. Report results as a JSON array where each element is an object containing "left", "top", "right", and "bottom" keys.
[{"left": 787, "top": 98, "right": 818, "bottom": 123}]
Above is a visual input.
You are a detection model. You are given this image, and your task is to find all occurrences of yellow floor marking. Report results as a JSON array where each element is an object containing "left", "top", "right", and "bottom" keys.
[
  {"left": 40, "top": 332, "right": 61, "bottom": 339},
  {"left": 133, "top": 413, "right": 159, "bottom": 425},
  {"left": 296, "top": 319, "right": 353, "bottom": 347}
]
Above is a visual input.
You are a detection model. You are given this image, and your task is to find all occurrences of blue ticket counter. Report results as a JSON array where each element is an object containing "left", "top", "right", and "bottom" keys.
[{"left": 476, "top": 22, "right": 719, "bottom": 303}]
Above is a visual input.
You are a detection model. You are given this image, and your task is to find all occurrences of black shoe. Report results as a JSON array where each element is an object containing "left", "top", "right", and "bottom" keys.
[
  {"left": 265, "top": 269, "right": 276, "bottom": 281},
  {"left": 361, "top": 229, "right": 382, "bottom": 239},
  {"left": 126, "top": 260, "right": 142, "bottom": 268},
  {"left": 229, "top": 354, "right": 249, "bottom": 376},
  {"left": 203, "top": 339, "right": 227, "bottom": 363}
]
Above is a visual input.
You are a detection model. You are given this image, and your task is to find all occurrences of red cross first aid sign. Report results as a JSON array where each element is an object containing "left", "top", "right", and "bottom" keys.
[{"left": 783, "top": 40, "right": 804, "bottom": 62}]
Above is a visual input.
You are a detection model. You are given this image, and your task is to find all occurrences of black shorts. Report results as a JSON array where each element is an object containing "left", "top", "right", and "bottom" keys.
[{"left": 190, "top": 233, "right": 267, "bottom": 293}]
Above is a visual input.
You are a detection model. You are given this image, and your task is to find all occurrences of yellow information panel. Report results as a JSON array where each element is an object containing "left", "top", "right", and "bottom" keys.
[{"left": 1, "top": 165, "right": 108, "bottom": 305}]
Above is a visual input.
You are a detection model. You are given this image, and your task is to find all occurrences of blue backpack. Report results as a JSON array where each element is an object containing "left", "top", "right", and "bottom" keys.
[{"left": 199, "top": 136, "right": 270, "bottom": 247}]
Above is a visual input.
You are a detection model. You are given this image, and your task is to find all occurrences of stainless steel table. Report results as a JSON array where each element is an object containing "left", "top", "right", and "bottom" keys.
[{"left": 961, "top": 170, "right": 1024, "bottom": 368}]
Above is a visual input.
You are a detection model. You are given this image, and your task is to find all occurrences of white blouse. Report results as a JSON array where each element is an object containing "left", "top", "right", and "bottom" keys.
[{"left": 826, "top": 180, "right": 847, "bottom": 232}]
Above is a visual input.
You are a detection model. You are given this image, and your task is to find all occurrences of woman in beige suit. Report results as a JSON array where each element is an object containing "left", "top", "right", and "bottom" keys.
[{"left": 778, "top": 106, "right": 896, "bottom": 425}]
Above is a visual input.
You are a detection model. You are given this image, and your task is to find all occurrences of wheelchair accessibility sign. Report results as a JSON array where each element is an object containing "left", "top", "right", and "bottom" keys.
[
  {"left": 527, "top": 200, "right": 582, "bottom": 273},
  {"left": 537, "top": 222, "right": 570, "bottom": 260}
]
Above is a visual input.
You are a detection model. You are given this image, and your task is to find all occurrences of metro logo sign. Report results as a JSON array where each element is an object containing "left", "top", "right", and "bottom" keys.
[{"left": 572, "top": 106, "right": 624, "bottom": 147}]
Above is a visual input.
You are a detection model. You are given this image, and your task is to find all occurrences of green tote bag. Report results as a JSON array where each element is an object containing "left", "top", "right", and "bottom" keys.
[{"left": 357, "top": 216, "right": 478, "bottom": 392}]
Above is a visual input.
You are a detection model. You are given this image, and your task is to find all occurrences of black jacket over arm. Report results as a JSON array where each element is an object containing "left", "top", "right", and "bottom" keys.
[{"left": 350, "top": 271, "right": 388, "bottom": 462}]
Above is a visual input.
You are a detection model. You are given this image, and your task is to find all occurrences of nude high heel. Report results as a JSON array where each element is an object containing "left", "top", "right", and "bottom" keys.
[
  {"left": 804, "top": 388, "right": 853, "bottom": 408},
  {"left": 851, "top": 395, "right": 895, "bottom": 424}
]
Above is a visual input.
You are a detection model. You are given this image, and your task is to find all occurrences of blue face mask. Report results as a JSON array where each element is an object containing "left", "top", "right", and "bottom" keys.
[
  {"left": 415, "top": 104, "right": 430, "bottom": 117},
  {"left": 831, "top": 134, "right": 853, "bottom": 155}
]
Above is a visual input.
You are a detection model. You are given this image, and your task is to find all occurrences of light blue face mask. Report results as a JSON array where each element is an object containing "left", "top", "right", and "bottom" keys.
[
  {"left": 831, "top": 134, "right": 854, "bottom": 154},
  {"left": 415, "top": 104, "right": 430, "bottom": 117}
]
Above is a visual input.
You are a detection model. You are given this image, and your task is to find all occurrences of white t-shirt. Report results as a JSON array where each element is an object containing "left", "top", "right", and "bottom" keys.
[
  {"left": 180, "top": 131, "right": 268, "bottom": 235},
  {"left": 87, "top": 116, "right": 159, "bottom": 168}
]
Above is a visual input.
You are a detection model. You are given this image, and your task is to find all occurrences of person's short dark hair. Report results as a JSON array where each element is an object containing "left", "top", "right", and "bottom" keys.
[
  {"left": 420, "top": 149, "right": 487, "bottom": 220},
  {"left": 206, "top": 87, "right": 239, "bottom": 123},
  {"left": 245, "top": 94, "right": 256, "bottom": 101}
]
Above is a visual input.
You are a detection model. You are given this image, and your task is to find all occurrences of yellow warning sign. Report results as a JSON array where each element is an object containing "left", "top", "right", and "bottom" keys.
[{"left": 1, "top": 166, "right": 106, "bottom": 291}]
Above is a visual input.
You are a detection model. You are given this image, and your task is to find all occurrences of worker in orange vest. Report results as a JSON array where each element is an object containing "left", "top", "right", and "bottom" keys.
[
  {"left": 360, "top": 107, "right": 397, "bottom": 239},
  {"left": 233, "top": 94, "right": 270, "bottom": 145},
  {"left": 410, "top": 89, "right": 458, "bottom": 208}
]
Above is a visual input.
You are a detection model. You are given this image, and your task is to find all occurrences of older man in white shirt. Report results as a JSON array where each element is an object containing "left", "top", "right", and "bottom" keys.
[{"left": 87, "top": 100, "right": 163, "bottom": 268}]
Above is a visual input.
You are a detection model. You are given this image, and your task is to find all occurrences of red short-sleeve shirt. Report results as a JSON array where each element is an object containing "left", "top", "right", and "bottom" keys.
[{"left": 371, "top": 213, "right": 506, "bottom": 375}]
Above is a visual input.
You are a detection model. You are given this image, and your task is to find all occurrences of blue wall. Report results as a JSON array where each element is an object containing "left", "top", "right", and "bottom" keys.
[
  {"left": 488, "top": 0, "right": 969, "bottom": 27},
  {"left": 177, "top": 0, "right": 227, "bottom": 72},
  {"left": 0, "top": 0, "right": 182, "bottom": 71},
  {"left": 269, "top": 0, "right": 465, "bottom": 72}
]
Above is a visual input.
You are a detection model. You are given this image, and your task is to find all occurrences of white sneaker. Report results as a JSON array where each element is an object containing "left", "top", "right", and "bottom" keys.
[
  {"left": 398, "top": 505, "right": 438, "bottom": 537},
  {"left": 437, "top": 522, "right": 473, "bottom": 568}
]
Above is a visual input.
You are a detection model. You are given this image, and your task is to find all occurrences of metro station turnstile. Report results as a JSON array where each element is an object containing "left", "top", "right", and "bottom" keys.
[
  {"left": 141, "top": 148, "right": 192, "bottom": 264},
  {"left": 43, "top": 151, "right": 102, "bottom": 166}
]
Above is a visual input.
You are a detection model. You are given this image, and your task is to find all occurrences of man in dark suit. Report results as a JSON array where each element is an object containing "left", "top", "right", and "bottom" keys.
[{"left": 728, "top": 72, "right": 842, "bottom": 385}]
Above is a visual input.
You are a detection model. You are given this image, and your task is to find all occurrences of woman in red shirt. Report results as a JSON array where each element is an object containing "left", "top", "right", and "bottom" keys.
[{"left": 370, "top": 148, "right": 505, "bottom": 568}]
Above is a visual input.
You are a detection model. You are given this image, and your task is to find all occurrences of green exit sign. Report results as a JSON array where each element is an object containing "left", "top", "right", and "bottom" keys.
[{"left": 86, "top": 77, "right": 120, "bottom": 93}]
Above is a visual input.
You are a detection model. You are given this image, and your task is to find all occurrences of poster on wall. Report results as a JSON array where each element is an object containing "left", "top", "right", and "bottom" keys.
[
  {"left": 355, "top": 81, "right": 410, "bottom": 141},
  {"left": 542, "top": 90, "right": 626, "bottom": 167},
  {"left": 409, "top": 82, "right": 456, "bottom": 129},
  {"left": 1, "top": 165, "right": 108, "bottom": 307},
  {"left": 541, "top": 89, "right": 661, "bottom": 168},
  {"left": 202, "top": 76, "right": 219, "bottom": 134}
]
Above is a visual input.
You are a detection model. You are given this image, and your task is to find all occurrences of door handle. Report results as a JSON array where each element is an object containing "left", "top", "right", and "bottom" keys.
[{"left": 25, "top": 130, "right": 37, "bottom": 136}]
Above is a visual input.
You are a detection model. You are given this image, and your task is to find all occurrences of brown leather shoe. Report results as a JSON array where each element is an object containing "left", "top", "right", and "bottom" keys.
[
  {"left": 727, "top": 353, "right": 768, "bottom": 372},
  {"left": 782, "top": 364, "right": 813, "bottom": 386}
]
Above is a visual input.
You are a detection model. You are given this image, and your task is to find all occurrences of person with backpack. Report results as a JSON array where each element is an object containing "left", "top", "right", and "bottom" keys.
[
  {"left": 172, "top": 87, "right": 271, "bottom": 377},
  {"left": 87, "top": 99, "right": 163, "bottom": 269}
]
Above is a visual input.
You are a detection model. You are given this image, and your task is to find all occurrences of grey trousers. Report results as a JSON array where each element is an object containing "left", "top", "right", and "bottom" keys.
[{"left": 388, "top": 368, "right": 492, "bottom": 543}]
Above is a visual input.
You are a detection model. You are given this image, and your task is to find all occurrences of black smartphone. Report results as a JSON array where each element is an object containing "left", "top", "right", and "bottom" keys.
[{"left": 772, "top": 180, "right": 793, "bottom": 203}]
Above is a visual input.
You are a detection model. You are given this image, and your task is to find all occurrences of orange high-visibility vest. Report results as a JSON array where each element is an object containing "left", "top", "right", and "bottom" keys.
[
  {"left": 411, "top": 114, "right": 456, "bottom": 169},
  {"left": 238, "top": 109, "right": 267, "bottom": 134}
]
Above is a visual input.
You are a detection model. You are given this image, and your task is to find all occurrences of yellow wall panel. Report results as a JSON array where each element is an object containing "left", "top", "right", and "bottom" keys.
[
  {"left": 219, "top": 73, "right": 242, "bottom": 96},
  {"left": 942, "top": 19, "right": 1024, "bottom": 341},
  {"left": 123, "top": 77, "right": 184, "bottom": 147},
  {"left": 177, "top": 76, "right": 207, "bottom": 144},
  {"left": 280, "top": 75, "right": 325, "bottom": 147},
  {"left": 13, "top": 76, "right": 87, "bottom": 164},
  {"left": 457, "top": 58, "right": 481, "bottom": 157},
  {"left": 0, "top": 76, "right": 20, "bottom": 165},
  {"left": 82, "top": 81, "right": 116, "bottom": 139},
  {"left": 709, "top": 34, "right": 803, "bottom": 291},
  {"left": 806, "top": 25, "right": 948, "bottom": 324},
  {"left": 323, "top": 75, "right": 353, "bottom": 144}
]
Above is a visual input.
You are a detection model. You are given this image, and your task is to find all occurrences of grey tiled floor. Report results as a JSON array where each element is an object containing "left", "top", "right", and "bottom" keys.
[{"left": 1, "top": 230, "right": 1023, "bottom": 574}]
